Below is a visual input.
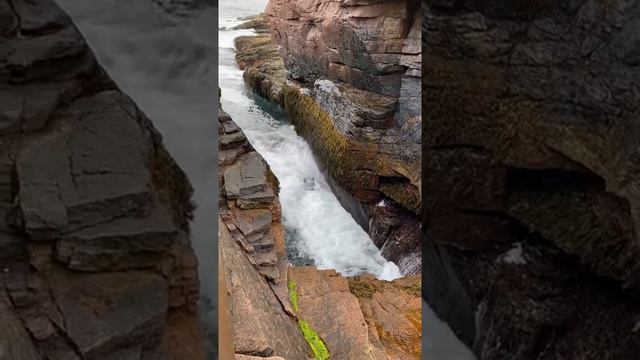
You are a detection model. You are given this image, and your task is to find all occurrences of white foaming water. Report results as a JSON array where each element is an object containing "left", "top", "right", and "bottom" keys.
[
  {"left": 219, "top": 1, "right": 401, "bottom": 281},
  {"left": 56, "top": 0, "right": 218, "bottom": 353},
  {"left": 221, "top": 2, "right": 477, "bottom": 359}
]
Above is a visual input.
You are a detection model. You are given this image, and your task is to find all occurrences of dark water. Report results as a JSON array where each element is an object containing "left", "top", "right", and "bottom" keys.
[{"left": 56, "top": 0, "right": 219, "bottom": 356}]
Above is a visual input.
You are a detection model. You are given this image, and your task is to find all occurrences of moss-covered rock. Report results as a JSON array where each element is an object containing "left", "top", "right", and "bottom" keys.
[
  {"left": 283, "top": 83, "right": 381, "bottom": 194},
  {"left": 234, "top": 33, "right": 286, "bottom": 106}
]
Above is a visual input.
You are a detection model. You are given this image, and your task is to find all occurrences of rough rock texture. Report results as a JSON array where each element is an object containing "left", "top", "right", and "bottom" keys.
[
  {"left": 0, "top": 1, "right": 204, "bottom": 359},
  {"left": 290, "top": 267, "right": 422, "bottom": 360},
  {"left": 234, "top": 33, "right": 287, "bottom": 106},
  {"left": 218, "top": 108, "right": 312, "bottom": 359},
  {"left": 219, "top": 107, "right": 422, "bottom": 359},
  {"left": 245, "top": 2, "right": 423, "bottom": 274},
  {"left": 424, "top": 0, "right": 640, "bottom": 358}
]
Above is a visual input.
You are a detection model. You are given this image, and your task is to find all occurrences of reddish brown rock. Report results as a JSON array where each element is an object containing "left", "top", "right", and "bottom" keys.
[
  {"left": 288, "top": 267, "right": 422, "bottom": 360},
  {"left": 424, "top": 0, "right": 640, "bottom": 358},
  {"left": 219, "top": 107, "right": 421, "bottom": 359},
  {"left": 258, "top": 1, "right": 422, "bottom": 273},
  {"left": 349, "top": 275, "right": 422, "bottom": 360}
]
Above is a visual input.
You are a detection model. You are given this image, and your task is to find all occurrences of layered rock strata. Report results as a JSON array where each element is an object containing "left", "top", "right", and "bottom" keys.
[
  {"left": 218, "top": 108, "right": 421, "bottom": 359},
  {"left": 0, "top": 1, "right": 204, "bottom": 359},
  {"left": 238, "top": 1, "right": 423, "bottom": 274},
  {"left": 424, "top": 0, "right": 640, "bottom": 358}
]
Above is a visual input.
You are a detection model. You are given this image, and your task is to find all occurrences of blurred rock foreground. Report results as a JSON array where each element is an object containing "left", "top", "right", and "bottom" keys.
[
  {"left": 218, "top": 108, "right": 422, "bottom": 359},
  {"left": 0, "top": 0, "right": 205, "bottom": 359}
]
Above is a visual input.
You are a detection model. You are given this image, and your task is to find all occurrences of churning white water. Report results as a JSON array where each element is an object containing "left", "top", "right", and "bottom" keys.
[
  {"left": 219, "top": 1, "right": 402, "bottom": 281},
  {"left": 220, "top": 2, "right": 477, "bottom": 359},
  {"left": 56, "top": 0, "right": 218, "bottom": 354}
]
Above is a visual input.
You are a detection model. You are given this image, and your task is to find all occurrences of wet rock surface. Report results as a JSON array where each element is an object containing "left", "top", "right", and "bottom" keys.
[
  {"left": 238, "top": 6, "right": 422, "bottom": 274},
  {"left": 234, "top": 32, "right": 287, "bottom": 105},
  {"left": 0, "top": 1, "right": 204, "bottom": 359},
  {"left": 218, "top": 108, "right": 422, "bottom": 359},
  {"left": 424, "top": 0, "right": 640, "bottom": 358}
]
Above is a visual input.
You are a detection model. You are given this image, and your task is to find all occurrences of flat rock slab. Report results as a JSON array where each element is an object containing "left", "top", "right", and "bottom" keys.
[
  {"left": 237, "top": 189, "right": 276, "bottom": 209},
  {"left": 63, "top": 91, "right": 154, "bottom": 229},
  {"left": 12, "top": 0, "right": 71, "bottom": 34},
  {"left": 219, "top": 218, "right": 310, "bottom": 359},
  {"left": 0, "top": 293, "right": 39, "bottom": 360},
  {"left": 50, "top": 269, "right": 167, "bottom": 359},
  {"left": 220, "top": 132, "right": 246, "bottom": 149},
  {"left": 17, "top": 90, "right": 157, "bottom": 239},
  {"left": 224, "top": 153, "right": 269, "bottom": 199},
  {"left": 17, "top": 124, "right": 72, "bottom": 240},
  {"left": 288, "top": 266, "right": 376, "bottom": 359},
  {"left": 233, "top": 208, "right": 272, "bottom": 237},
  {"left": 56, "top": 207, "right": 177, "bottom": 271}
]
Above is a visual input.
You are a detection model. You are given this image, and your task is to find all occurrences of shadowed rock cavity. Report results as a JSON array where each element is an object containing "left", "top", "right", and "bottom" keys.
[{"left": 424, "top": 0, "right": 640, "bottom": 358}]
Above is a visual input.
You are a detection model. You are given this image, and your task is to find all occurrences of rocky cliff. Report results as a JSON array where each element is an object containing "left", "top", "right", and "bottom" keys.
[
  {"left": 218, "top": 107, "right": 421, "bottom": 359},
  {"left": 424, "top": 0, "right": 640, "bottom": 358},
  {"left": 253, "top": 0, "right": 422, "bottom": 274},
  {"left": 0, "top": 1, "right": 204, "bottom": 359}
]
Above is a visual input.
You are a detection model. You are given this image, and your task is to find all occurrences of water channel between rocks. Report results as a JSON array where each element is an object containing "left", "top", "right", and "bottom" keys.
[{"left": 219, "top": 6, "right": 402, "bottom": 281}]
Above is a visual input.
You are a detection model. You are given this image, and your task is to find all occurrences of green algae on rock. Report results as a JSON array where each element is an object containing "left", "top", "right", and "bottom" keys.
[
  {"left": 288, "top": 278, "right": 299, "bottom": 313},
  {"left": 287, "top": 276, "right": 330, "bottom": 359},
  {"left": 299, "top": 319, "right": 330, "bottom": 360}
]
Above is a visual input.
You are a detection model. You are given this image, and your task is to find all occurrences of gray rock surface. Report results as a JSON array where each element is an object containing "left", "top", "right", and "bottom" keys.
[
  {"left": 0, "top": 1, "right": 204, "bottom": 359},
  {"left": 424, "top": 0, "right": 640, "bottom": 358}
]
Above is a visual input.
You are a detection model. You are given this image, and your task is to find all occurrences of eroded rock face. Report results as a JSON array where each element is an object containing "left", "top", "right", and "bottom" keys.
[
  {"left": 0, "top": 1, "right": 204, "bottom": 359},
  {"left": 289, "top": 267, "right": 422, "bottom": 360},
  {"left": 218, "top": 108, "right": 312, "bottom": 359},
  {"left": 424, "top": 0, "right": 640, "bottom": 358},
  {"left": 266, "top": 0, "right": 421, "bottom": 98},
  {"left": 234, "top": 32, "right": 287, "bottom": 106},
  {"left": 248, "top": 3, "right": 423, "bottom": 273}
]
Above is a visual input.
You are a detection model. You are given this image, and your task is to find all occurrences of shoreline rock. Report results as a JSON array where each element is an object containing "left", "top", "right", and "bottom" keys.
[
  {"left": 218, "top": 104, "right": 422, "bottom": 359},
  {"left": 0, "top": 1, "right": 205, "bottom": 359}
]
